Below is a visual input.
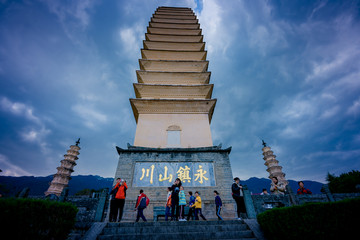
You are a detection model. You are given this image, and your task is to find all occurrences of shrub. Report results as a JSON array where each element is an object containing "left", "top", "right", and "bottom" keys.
[
  {"left": 0, "top": 198, "right": 78, "bottom": 240},
  {"left": 257, "top": 197, "right": 360, "bottom": 240},
  {"left": 327, "top": 170, "right": 360, "bottom": 193}
]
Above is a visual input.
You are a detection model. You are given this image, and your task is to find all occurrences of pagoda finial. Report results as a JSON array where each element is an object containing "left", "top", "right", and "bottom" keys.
[
  {"left": 76, "top": 138, "right": 80, "bottom": 146},
  {"left": 262, "top": 139, "right": 267, "bottom": 147}
]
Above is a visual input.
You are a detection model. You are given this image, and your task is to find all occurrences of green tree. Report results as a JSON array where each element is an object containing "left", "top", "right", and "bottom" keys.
[
  {"left": 75, "top": 188, "right": 95, "bottom": 196},
  {"left": 75, "top": 188, "right": 105, "bottom": 196},
  {"left": 326, "top": 170, "right": 360, "bottom": 193}
]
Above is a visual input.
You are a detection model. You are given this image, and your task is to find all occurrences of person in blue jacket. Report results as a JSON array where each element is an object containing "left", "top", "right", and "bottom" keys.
[
  {"left": 134, "top": 189, "right": 148, "bottom": 222},
  {"left": 187, "top": 191, "right": 196, "bottom": 221},
  {"left": 214, "top": 190, "right": 223, "bottom": 220}
]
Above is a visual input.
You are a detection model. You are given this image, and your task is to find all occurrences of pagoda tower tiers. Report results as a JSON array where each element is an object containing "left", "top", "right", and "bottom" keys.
[
  {"left": 45, "top": 139, "right": 80, "bottom": 197},
  {"left": 114, "top": 6, "right": 235, "bottom": 221},
  {"left": 262, "top": 141, "right": 288, "bottom": 187},
  {"left": 131, "top": 6, "right": 216, "bottom": 148}
]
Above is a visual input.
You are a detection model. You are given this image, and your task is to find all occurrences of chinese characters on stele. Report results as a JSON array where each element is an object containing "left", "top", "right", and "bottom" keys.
[{"left": 134, "top": 162, "right": 215, "bottom": 187}]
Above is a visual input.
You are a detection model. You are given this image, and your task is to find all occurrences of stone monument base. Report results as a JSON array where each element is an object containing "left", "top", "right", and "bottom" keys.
[{"left": 113, "top": 144, "right": 236, "bottom": 221}]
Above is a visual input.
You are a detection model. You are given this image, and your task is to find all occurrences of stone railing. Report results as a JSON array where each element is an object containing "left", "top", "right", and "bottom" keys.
[{"left": 243, "top": 185, "right": 360, "bottom": 218}]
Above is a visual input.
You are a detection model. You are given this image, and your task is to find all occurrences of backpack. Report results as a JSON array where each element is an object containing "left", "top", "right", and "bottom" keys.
[
  {"left": 110, "top": 187, "right": 118, "bottom": 198},
  {"left": 124, "top": 185, "right": 127, "bottom": 197},
  {"left": 166, "top": 195, "right": 172, "bottom": 207},
  {"left": 139, "top": 196, "right": 150, "bottom": 209}
]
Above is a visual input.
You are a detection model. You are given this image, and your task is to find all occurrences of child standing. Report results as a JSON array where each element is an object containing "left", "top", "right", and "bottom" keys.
[
  {"left": 214, "top": 190, "right": 223, "bottom": 220},
  {"left": 135, "top": 189, "right": 149, "bottom": 222},
  {"left": 179, "top": 186, "right": 187, "bottom": 221},
  {"left": 194, "top": 191, "right": 206, "bottom": 221},
  {"left": 187, "top": 191, "right": 196, "bottom": 221},
  {"left": 165, "top": 187, "right": 172, "bottom": 221}
]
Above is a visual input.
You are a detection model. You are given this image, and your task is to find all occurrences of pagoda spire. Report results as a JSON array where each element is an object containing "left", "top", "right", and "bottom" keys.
[
  {"left": 261, "top": 141, "right": 288, "bottom": 187},
  {"left": 45, "top": 139, "right": 80, "bottom": 197}
]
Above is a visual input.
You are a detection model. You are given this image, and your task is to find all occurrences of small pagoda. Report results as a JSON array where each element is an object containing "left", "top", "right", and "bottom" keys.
[
  {"left": 45, "top": 139, "right": 80, "bottom": 197},
  {"left": 262, "top": 140, "right": 288, "bottom": 187}
]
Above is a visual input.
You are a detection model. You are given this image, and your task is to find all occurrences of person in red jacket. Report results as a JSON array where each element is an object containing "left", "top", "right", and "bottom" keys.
[
  {"left": 297, "top": 181, "right": 312, "bottom": 195},
  {"left": 109, "top": 178, "right": 120, "bottom": 222},
  {"left": 112, "top": 179, "right": 128, "bottom": 222},
  {"left": 135, "top": 189, "right": 149, "bottom": 222}
]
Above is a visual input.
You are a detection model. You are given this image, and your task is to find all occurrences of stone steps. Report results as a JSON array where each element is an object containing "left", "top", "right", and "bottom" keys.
[
  {"left": 98, "top": 232, "right": 256, "bottom": 240},
  {"left": 103, "top": 222, "right": 248, "bottom": 234},
  {"left": 97, "top": 220, "right": 257, "bottom": 240}
]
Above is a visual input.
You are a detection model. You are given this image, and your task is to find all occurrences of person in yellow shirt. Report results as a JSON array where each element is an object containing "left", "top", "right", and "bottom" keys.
[{"left": 194, "top": 191, "right": 206, "bottom": 220}]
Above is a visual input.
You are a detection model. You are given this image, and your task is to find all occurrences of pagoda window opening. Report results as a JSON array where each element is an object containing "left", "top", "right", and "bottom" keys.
[{"left": 167, "top": 125, "right": 181, "bottom": 147}]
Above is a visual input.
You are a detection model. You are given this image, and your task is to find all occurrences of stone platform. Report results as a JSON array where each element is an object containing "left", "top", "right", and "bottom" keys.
[{"left": 113, "top": 145, "right": 236, "bottom": 221}]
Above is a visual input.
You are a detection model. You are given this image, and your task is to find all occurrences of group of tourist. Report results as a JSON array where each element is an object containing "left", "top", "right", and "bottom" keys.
[
  {"left": 166, "top": 178, "right": 209, "bottom": 221},
  {"left": 109, "top": 178, "right": 150, "bottom": 222},
  {"left": 259, "top": 177, "right": 312, "bottom": 196},
  {"left": 109, "top": 176, "right": 312, "bottom": 222}
]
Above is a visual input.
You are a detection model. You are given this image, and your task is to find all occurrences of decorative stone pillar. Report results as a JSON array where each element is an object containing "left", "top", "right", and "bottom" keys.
[
  {"left": 242, "top": 185, "right": 257, "bottom": 219},
  {"left": 262, "top": 140, "right": 288, "bottom": 187},
  {"left": 45, "top": 139, "right": 80, "bottom": 197},
  {"left": 94, "top": 188, "right": 109, "bottom": 222}
]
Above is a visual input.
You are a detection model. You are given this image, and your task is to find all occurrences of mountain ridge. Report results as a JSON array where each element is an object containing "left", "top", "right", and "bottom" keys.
[{"left": 0, "top": 175, "right": 324, "bottom": 196}]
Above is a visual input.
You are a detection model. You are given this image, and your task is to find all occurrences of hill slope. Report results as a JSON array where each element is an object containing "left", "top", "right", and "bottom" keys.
[
  {"left": 0, "top": 175, "right": 323, "bottom": 196},
  {"left": 0, "top": 175, "right": 113, "bottom": 196},
  {"left": 241, "top": 177, "right": 323, "bottom": 194}
]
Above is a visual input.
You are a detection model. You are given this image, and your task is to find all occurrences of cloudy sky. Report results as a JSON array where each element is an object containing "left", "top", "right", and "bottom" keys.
[{"left": 0, "top": 0, "right": 359, "bottom": 183}]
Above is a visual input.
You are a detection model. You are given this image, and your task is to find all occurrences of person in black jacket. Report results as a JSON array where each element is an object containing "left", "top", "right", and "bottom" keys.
[
  {"left": 232, "top": 177, "right": 246, "bottom": 220},
  {"left": 214, "top": 190, "right": 223, "bottom": 220},
  {"left": 169, "top": 178, "right": 182, "bottom": 221}
]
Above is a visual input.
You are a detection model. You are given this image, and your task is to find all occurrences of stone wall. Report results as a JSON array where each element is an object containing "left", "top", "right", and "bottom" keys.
[
  {"left": 333, "top": 193, "right": 360, "bottom": 201},
  {"left": 250, "top": 191, "right": 360, "bottom": 216},
  {"left": 67, "top": 196, "right": 101, "bottom": 222},
  {"left": 113, "top": 145, "right": 236, "bottom": 220},
  {"left": 251, "top": 194, "right": 292, "bottom": 215}
]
